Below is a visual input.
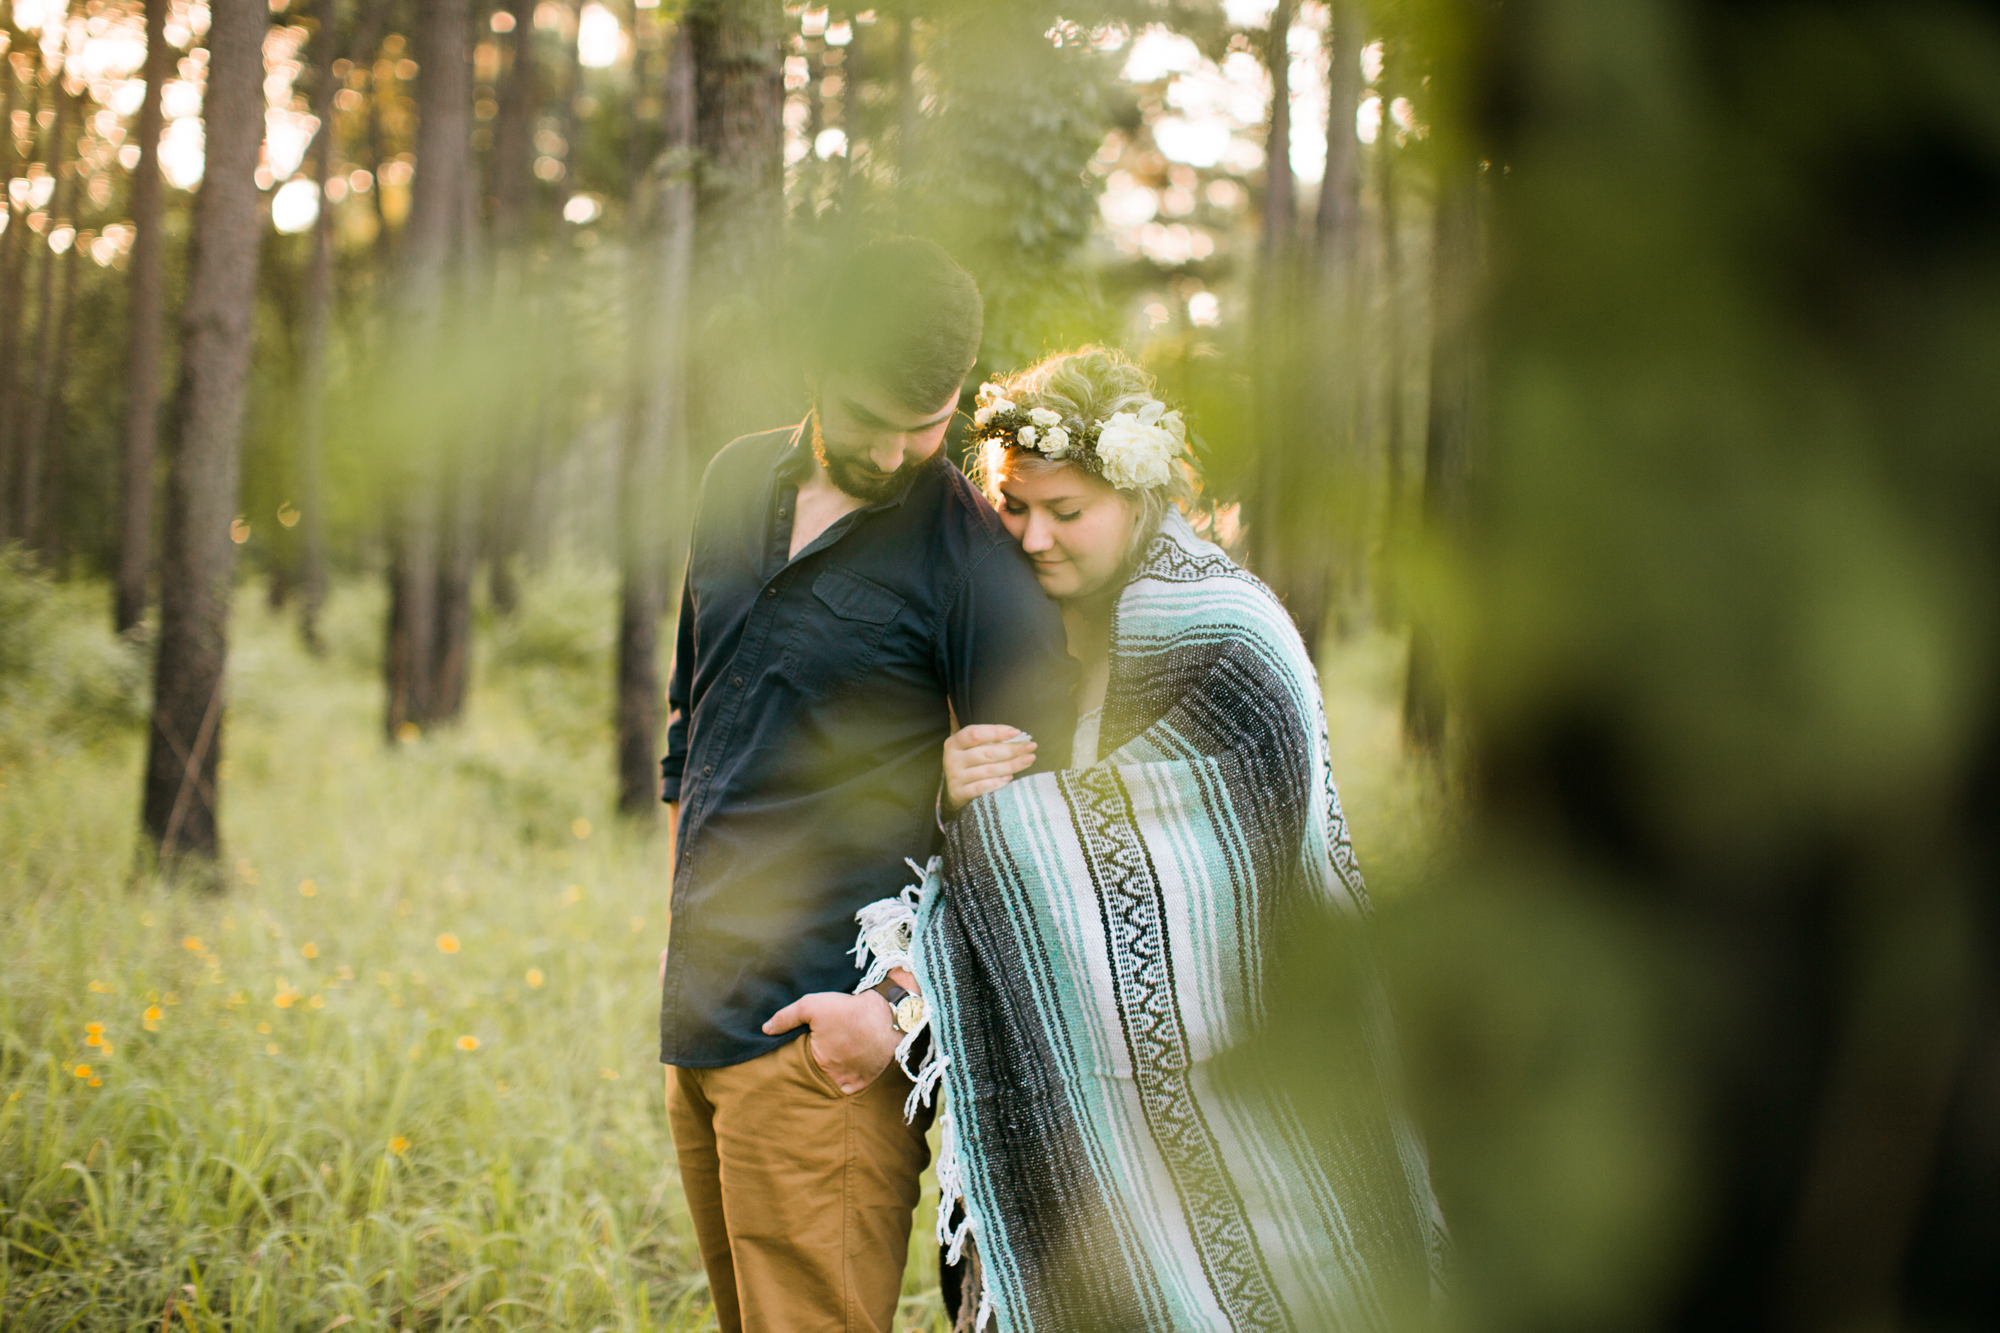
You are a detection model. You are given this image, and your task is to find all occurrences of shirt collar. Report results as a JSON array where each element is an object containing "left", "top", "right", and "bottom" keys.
[{"left": 773, "top": 412, "right": 938, "bottom": 513}]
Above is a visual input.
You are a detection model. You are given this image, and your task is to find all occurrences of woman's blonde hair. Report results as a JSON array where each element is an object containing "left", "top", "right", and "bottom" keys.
[{"left": 968, "top": 346, "right": 1200, "bottom": 570}]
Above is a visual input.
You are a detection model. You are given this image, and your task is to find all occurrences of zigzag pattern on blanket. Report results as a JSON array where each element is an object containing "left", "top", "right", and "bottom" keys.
[{"left": 909, "top": 512, "right": 1445, "bottom": 1332}]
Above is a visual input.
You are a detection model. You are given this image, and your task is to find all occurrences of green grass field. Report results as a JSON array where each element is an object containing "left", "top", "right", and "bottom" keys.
[{"left": 0, "top": 558, "right": 1443, "bottom": 1331}]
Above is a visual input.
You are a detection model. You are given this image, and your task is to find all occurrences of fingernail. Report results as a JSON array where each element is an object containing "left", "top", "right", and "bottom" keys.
[{"left": 1015, "top": 733, "right": 1033, "bottom": 742}]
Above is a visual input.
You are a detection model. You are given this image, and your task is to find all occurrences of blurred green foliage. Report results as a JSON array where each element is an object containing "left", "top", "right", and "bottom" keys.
[{"left": 0, "top": 554, "right": 150, "bottom": 760}]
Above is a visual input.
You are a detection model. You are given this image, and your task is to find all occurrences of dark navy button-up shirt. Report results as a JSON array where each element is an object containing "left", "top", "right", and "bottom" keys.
[{"left": 659, "top": 421, "right": 1076, "bottom": 1068}]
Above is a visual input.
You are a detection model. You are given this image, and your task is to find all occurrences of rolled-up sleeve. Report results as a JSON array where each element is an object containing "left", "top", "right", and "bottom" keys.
[
  {"left": 660, "top": 565, "right": 695, "bottom": 803},
  {"left": 942, "top": 541, "right": 1078, "bottom": 774}
]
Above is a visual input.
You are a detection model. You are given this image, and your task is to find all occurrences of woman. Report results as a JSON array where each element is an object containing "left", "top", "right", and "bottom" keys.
[{"left": 856, "top": 348, "right": 1446, "bottom": 1331}]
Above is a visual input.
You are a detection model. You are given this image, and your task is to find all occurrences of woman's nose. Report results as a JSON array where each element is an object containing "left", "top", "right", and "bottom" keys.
[{"left": 1020, "top": 512, "right": 1054, "bottom": 551}]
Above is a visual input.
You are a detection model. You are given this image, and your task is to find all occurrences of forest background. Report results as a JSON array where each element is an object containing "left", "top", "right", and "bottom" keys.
[{"left": 3, "top": 0, "right": 1999, "bottom": 1330}]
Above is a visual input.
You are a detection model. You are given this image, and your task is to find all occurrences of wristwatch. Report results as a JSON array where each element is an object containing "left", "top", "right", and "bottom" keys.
[{"left": 875, "top": 980, "right": 927, "bottom": 1035}]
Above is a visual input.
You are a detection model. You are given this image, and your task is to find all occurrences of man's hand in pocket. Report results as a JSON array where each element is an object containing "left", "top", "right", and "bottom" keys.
[{"left": 763, "top": 991, "right": 900, "bottom": 1094}]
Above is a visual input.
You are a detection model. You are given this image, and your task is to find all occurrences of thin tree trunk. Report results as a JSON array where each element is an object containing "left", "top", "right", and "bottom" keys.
[
  {"left": 384, "top": 0, "right": 472, "bottom": 739},
  {"left": 361, "top": 5, "right": 395, "bottom": 265},
  {"left": 33, "top": 232, "right": 79, "bottom": 560},
  {"left": 294, "top": 0, "right": 337, "bottom": 651},
  {"left": 0, "top": 42, "right": 26, "bottom": 545},
  {"left": 1251, "top": 0, "right": 1328, "bottom": 653},
  {"left": 1314, "top": 0, "right": 1367, "bottom": 635},
  {"left": 18, "top": 19, "right": 79, "bottom": 557},
  {"left": 615, "top": 22, "right": 695, "bottom": 816},
  {"left": 116, "top": 0, "right": 172, "bottom": 632},
  {"left": 140, "top": 0, "right": 268, "bottom": 873},
  {"left": 1376, "top": 85, "right": 1406, "bottom": 574},
  {"left": 491, "top": 0, "right": 536, "bottom": 248},
  {"left": 1259, "top": 0, "right": 1296, "bottom": 261},
  {"left": 429, "top": 1, "right": 484, "bottom": 724},
  {"left": 482, "top": 0, "right": 536, "bottom": 614},
  {"left": 688, "top": 0, "right": 784, "bottom": 451},
  {"left": 1403, "top": 161, "right": 1481, "bottom": 753}
]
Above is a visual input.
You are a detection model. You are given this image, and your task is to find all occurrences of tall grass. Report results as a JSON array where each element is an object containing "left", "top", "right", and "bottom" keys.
[{"left": 0, "top": 559, "right": 1440, "bottom": 1330}]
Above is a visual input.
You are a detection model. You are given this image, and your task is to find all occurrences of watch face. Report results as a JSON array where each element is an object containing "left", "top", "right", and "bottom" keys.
[{"left": 893, "top": 993, "right": 927, "bottom": 1033}]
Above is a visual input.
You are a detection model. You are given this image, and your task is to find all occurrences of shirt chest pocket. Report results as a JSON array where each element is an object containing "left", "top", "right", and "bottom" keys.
[{"left": 779, "top": 567, "right": 907, "bottom": 697}]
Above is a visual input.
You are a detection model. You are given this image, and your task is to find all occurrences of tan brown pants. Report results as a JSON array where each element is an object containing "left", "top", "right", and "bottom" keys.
[{"left": 667, "top": 1033, "right": 933, "bottom": 1333}]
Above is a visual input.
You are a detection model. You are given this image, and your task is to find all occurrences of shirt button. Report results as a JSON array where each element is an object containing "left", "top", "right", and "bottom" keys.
[
  {"left": 731, "top": 676, "right": 744, "bottom": 688},
  {"left": 702, "top": 765, "right": 712, "bottom": 777},
  {"left": 765, "top": 587, "right": 778, "bottom": 598}
]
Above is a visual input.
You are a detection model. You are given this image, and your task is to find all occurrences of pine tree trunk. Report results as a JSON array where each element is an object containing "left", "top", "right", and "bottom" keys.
[
  {"left": 1403, "top": 161, "right": 1481, "bottom": 753},
  {"left": 294, "top": 0, "right": 337, "bottom": 651},
  {"left": 116, "top": 0, "right": 173, "bottom": 632},
  {"left": 17, "top": 24, "right": 79, "bottom": 557},
  {"left": 0, "top": 43, "right": 28, "bottom": 546},
  {"left": 140, "top": 0, "right": 268, "bottom": 873},
  {"left": 384, "top": 0, "right": 472, "bottom": 740},
  {"left": 1315, "top": 0, "right": 1368, "bottom": 635},
  {"left": 616, "top": 23, "right": 696, "bottom": 817},
  {"left": 1375, "top": 90, "right": 1407, "bottom": 591},
  {"left": 32, "top": 235, "right": 80, "bottom": 560},
  {"left": 429, "top": 6, "right": 483, "bottom": 725},
  {"left": 687, "top": 0, "right": 784, "bottom": 451},
  {"left": 1251, "top": 0, "right": 1329, "bottom": 655},
  {"left": 481, "top": 0, "right": 537, "bottom": 615}
]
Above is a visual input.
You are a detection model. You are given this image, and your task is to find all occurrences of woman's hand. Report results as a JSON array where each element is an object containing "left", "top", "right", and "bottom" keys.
[{"left": 944, "top": 725, "right": 1038, "bottom": 810}]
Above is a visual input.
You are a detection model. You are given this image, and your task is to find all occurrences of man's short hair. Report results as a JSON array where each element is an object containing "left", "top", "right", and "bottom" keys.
[{"left": 810, "top": 238, "right": 984, "bottom": 413}]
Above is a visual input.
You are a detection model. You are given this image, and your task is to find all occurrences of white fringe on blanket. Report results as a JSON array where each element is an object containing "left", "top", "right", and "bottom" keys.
[{"left": 852, "top": 857, "right": 981, "bottom": 1305}]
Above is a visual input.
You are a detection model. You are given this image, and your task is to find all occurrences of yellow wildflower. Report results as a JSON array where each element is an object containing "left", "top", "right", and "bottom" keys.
[
  {"left": 73, "top": 1064, "right": 91, "bottom": 1079},
  {"left": 142, "top": 1004, "right": 162, "bottom": 1032},
  {"left": 298, "top": 880, "right": 317, "bottom": 897},
  {"left": 300, "top": 943, "right": 318, "bottom": 959},
  {"left": 182, "top": 936, "right": 203, "bottom": 952},
  {"left": 85, "top": 1022, "right": 104, "bottom": 1036},
  {"left": 456, "top": 1035, "right": 480, "bottom": 1051},
  {"left": 525, "top": 968, "right": 545, "bottom": 988},
  {"left": 389, "top": 1135, "right": 411, "bottom": 1155},
  {"left": 436, "top": 934, "right": 460, "bottom": 954},
  {"left": 571, "top": 817, "right": 592, "bottom": 840},
  {"left": 88, "top": 980, "right": 112, "bottom": 994},
  {"left": 265, "top": 1043, "right": 279, "bottom": 1055}
]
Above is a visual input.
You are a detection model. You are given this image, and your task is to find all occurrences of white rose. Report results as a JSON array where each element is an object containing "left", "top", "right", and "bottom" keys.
[
  {"left": 975, "top": 382, "right": 1006, "bottom": 406},
  {"left": 1158, "top": 408, "right": 1187, "bottom": 445},
  {"left": 1029, "top": 407, "right": 1062, "bottom": 428},
  {"left": 973, "top": 396, "right": 1015, "bottom": 427},
  {"left": 1042, "top": 426, "right": 1071, "bottom": 458},
  {"left": 1135, "top": 399, "right": 1166, "bottom": 427},
  {"left": 1018, "top": 425, "right": 1039, "bottom": 448},
  {"left": 1095, "top": 412, "right": 1175, "bottom": 491}
]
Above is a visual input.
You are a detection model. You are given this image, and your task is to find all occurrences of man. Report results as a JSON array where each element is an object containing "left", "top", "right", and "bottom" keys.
[{"left": 659, "top": 238, "right": 1076, "bottom": 1333}]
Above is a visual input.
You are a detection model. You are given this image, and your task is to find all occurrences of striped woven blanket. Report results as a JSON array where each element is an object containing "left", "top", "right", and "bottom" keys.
[{"left": 861, "top": 512, "right": 1446, "bottom": 1331}]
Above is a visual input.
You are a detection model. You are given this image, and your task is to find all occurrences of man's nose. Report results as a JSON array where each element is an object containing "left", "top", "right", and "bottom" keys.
[{"left": 868, "top": 437, "right": 908, "bottom": 472}]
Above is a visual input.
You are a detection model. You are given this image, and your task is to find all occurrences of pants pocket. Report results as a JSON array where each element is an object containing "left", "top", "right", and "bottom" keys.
[{"left": 800, "top": 1030, "right": 886, "bottom": 1099}]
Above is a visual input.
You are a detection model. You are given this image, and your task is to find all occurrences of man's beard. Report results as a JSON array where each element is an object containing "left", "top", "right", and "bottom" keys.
[{"left": 812, "top": 413, "right": 937, "bottom": 502}]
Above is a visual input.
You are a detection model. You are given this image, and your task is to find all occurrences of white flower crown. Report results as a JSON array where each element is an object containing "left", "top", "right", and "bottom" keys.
[{"left": 969, "top": 382, "right": 1187, "bottom": 492}]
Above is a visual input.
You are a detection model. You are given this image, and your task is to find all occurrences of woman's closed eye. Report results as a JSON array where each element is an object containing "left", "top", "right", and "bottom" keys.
[{"left": 1005, "top": 501, "right": 1080, "bottom": 522}]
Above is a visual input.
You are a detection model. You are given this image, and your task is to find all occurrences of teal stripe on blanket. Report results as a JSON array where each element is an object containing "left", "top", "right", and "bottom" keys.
[{"left": 910, "top": 513, "right": 1448, "bottom": 1331}]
